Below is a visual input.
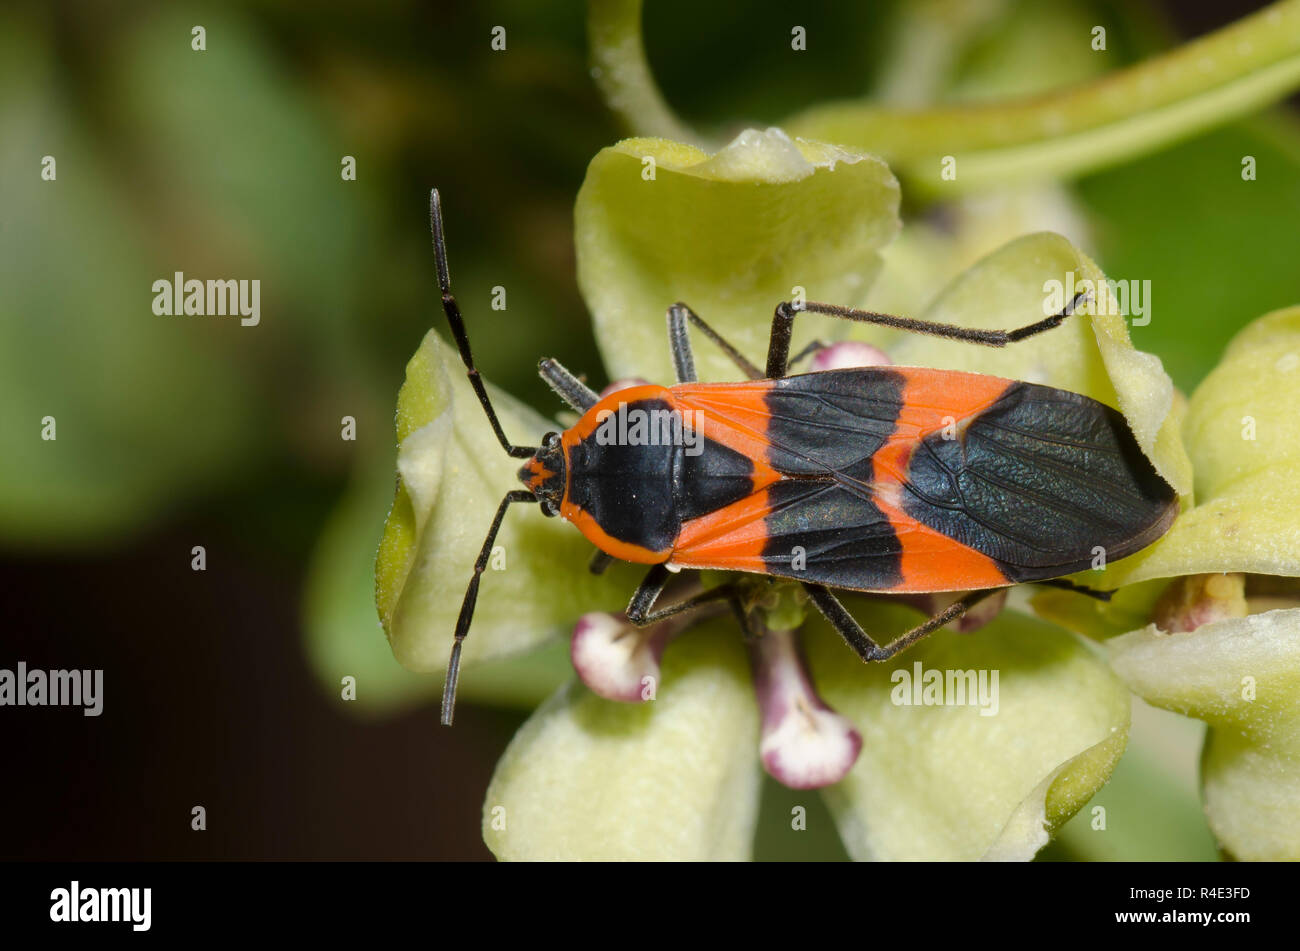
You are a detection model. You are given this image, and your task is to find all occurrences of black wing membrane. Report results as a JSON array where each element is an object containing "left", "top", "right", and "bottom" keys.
[
  {"left": 672, "top": 370, "right": 907, "bottom": 590},
  {"left": 899, "top": 381, "right": 1177, "bottom": 580},
  {"left": 759, "top": 367, "right": 903, "bottom": 480},
  {"left": 750, "top": 369, "right": 1176, "bottom": 588},
  {"left": 752, "top": 369, "right": 908, "bottom": 588},
  {"left": 758, "top": 476, "right": 907, "bottom": 590},
  {"left": 679, "top": 369, "right": 1175, "bottom": 590}
]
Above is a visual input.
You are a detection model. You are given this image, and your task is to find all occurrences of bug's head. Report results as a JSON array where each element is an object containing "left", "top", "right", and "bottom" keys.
[{"left": 518, "top": 431, "right": 566, "bottom": 517}]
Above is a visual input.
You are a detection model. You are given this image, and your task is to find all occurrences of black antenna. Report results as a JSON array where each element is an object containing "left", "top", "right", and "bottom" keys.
[
  {"left": 430, "top": 189, "right": 541, "bottom": 725},
  {"left": 430, "top": 188, "right": 535, "bottom": 460},
  {"left": 442, "top": 490, "right": 536, "bottom": 725}
]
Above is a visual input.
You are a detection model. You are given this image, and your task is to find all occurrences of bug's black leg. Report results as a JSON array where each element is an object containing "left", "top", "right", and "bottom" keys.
[
  {"left": 539, "top": 357, "right": 598, "bottom": 412},
  {"left": 1035, "top": 577, "right": 1115, "bottom": 602},
  {"left": 800, "top": 584, "right": 882, "bottom": 660},
  {"left": 727, "top": 595, "right": 757, "bottom": 641},
  {"left": 802, "top": 584, "right": 999, "bottom": 662},
  {"left": 786, "top": 339, "right": 829, "bottom": 371},
  {"left": 765, "top": 291, "right": 1089, "bottom": 379},
  {"left": 626, "top": 564, "right": 742, "bottom": 625},
  {"left": 588, "top": 550, "right": 615, "bottom": 575},
  {"left": 431, "top": 189, "right": 535, "bottom": 459},
  {"left": 441, "top": 490, "right": 537, "bottom": 726},
  {"left": 667, "top": 302, "right": 765, "bottom": 382},
  {"left": 626, "top": 564, "right": 672, "bottom": 618},
  {"left": 666, "top": 305, "right": 697, "bottom": 384}
]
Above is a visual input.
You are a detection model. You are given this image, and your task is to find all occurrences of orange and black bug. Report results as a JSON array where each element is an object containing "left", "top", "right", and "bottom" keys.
[{"left": 428, "top": 190, "right": 1177, "bottom": 725}]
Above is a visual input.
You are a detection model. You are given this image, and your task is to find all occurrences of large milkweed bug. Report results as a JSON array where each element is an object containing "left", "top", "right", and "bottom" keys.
[{"left": 428, "top": 189, "right": 1177, "bottom": 725}]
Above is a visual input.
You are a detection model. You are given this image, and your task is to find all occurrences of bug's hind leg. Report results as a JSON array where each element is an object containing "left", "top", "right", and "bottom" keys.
[
  {"left": 802, "top": 584, "right": 999, "bottom": 662},
  {"left": 588, "top": 550, "right": 615, "bottom": 575},
  {"left": 785, "top": 339, "right": 829, "bottom": 371},
  {"left": 1035, "top": 577, "right": 1115, "bottom": 602},
  {"left": 764, "top": 291, "right": 1089, "bottom": 379},
  {"left": 667, "top": 302, "right": 764, "bottom": 383}
]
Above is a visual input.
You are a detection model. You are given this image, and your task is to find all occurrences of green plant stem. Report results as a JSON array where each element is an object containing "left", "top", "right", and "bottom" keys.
[
  {"left": 590, "top": 0, "right": 1300, "bottom": 194},
  {"left": 587, "top": 0, "right": 704, "bottom": 146}
]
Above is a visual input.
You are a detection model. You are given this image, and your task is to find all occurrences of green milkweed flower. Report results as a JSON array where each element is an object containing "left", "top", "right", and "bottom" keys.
[
  {"left": 1034, "top": 305, "right": 1300, "bottom": 861},
  {"left": 374, "top": 128, "right": 1210, "bottom": 860}
]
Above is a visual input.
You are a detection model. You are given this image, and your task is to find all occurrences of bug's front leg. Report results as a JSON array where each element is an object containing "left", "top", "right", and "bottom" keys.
[{"left": 666, "top": 302, "right": 764, "bottom": 383}]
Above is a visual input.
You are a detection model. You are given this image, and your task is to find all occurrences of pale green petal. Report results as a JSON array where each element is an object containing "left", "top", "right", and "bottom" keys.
[
  {"left": 882, "top": 231, "right": 1191, "bottom": 496},
  {"left": 1046, "top": 702, "right": 1220, "bottom": 861},
  {"left": 306, "top": 451, "right": 575, "bottom": 717},
  {"left": 482, "top": 619, "right": 761, "bottom": 860},
  {"left": 575, "top": 128, "right": 900, "bottom": 383},
  {"left": 882, "top": 232, "right": 1107, "bottom": 389},
  {"left": 1109, "top": 609, "right": 1300, "bottom": 860},
  {"left": 804, "top": 602, "right": 1130, "bottom": 861},
  {"left": 1030, "top": 578, "right": 1171, "bottom": 643},
  {"left": 377, "top": 330, "right": 638, "bottom": 674},
  {"left": 1094, "top": 306, "right": 1300, "bottom": 588},
  {"left": 863, "top": 184, "right": 1095, "bottom": 319}
]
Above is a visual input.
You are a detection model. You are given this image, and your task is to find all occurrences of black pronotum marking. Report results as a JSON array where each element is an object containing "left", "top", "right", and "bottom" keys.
[{"left": 566, "top": 397, "right": 754, "bottom": 551}]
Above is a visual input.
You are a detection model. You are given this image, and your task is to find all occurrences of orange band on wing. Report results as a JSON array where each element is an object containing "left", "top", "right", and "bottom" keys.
[
  {"left": 871, "top": 368, "right": 1013, "bottom": 592},
  {"left": 667, "top": 489, "right": 772, "bottom": 573},
  {"left": 670, "top": 381, "right": 780, "bottom": 486},
  {"left": 668, "top": 381, "right": 783, "bottom": 572},
  {"left": 890, "top": 367, "right": 1012, "bottom": 444},
  {"left": 874, "top": 497, "right": 1010, "bottom": 591}
]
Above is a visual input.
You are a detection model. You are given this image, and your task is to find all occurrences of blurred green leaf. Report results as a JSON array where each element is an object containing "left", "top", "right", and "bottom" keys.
[
  {"left": 0, "top": 16, "right": 260, "bottom": 544},
  {"left": 110, "top": 9, "right": 372, "bottom": 375},
  {"left": 942, "top": 0, "right": 1110, "bottom": 103},
  {"left": 1076, "top": 115, "right": 1300, "bottom": 390},
  {"left": 788, "top": 1, "right": 1300, "bottom": 194}
]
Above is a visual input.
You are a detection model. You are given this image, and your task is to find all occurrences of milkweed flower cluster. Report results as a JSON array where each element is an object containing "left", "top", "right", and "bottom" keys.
[{"left": 370, "top": 129, "right": 1300, "bottom": 861}]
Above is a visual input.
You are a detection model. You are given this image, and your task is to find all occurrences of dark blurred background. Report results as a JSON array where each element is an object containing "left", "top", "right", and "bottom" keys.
[{"left": 2, "top": 0, "right": 1295, "bottom": 860}]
